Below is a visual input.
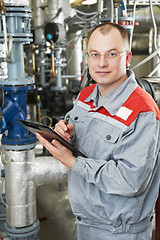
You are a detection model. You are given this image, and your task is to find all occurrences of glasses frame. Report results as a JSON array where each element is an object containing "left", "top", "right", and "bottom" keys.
[{"left": 86, "top": 51, "right": 128, "bottom": 60}]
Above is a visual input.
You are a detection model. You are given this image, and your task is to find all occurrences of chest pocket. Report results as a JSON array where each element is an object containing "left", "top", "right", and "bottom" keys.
[
  {"left": 69, "top": 107, "right": 86, "bottom": 124},
  {"left": 93, "top": 120, "right": 122, "bottom": 144},
  {"left": 69, "top": 106, "right": 88, "bottom": 141}
]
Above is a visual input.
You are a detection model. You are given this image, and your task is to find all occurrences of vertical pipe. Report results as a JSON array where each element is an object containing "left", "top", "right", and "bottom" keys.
[
  {"left": 39, "top": 46, "right": 46, "bottom": 86},
  {"left": 98, "top": 0, "right": 104, "bottom": 14},
  {"left": 55, "top": 48, "right": 62, "bottom": 89},
  {"left": 7, "top": 43, "right": 25, "bottom": 82},
  {"left": 115, "top": 7, "right": 118, "bottom": 24},
  {"left": 4, "top": 149, "right": 37, "bottom": 227}
]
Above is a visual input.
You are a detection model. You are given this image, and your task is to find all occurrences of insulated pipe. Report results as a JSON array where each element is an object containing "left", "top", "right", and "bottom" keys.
[
  {"left": 4, "top": 149, "right": 36, "bottom": 227},
  {"left": 32, "top": 156, "right": 68, "bottom": 187},
  {"left": 98, "top": 0, "right": 104, "bottom": 14},
  {"left": 31, "top": 0, "right": 46, "bottom": 45},
  {"left": 4, "top": 148, "right": 68, "bottom": 228}
]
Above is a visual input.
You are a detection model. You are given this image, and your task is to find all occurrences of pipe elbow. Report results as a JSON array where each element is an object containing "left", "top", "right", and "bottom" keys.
[{"left": 31, "top": 156, "right": 68, "bottom": 187}]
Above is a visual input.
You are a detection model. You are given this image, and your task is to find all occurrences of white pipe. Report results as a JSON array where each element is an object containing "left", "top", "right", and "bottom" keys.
[
  {"left": 98, "top": 0, "right": 104, "bottom": 14},
  {"left": 32, "top": 156, "right": 68, "bottom": 186},
  {"left": 2, "top": 15, "right": 8, "bottom": 56},
  {"left": 4, "top": 149, "right": 68, "bottom": 228},
  {"left": 110, "top": 0, "right": 114, "bottom": 23},
  {"left": 149, "top": 0, "right": 158, "bottom": 50},
  {"left": 114, "top": 7, "right": 118, "bottom": 24}
]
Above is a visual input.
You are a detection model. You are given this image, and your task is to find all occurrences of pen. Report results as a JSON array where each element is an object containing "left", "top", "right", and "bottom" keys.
[{"left": 65, "top": 115, "right": 70, "bottom": 125}]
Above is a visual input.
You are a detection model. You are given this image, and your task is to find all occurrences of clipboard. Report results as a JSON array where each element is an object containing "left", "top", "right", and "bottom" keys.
[{"left": 17, "top": 119, "right": 86, "bottom": 158}]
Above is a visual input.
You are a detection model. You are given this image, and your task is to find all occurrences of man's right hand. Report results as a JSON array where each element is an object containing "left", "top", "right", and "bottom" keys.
[{"left": 54, "top": 120, "right": 74, "bottom": 143}]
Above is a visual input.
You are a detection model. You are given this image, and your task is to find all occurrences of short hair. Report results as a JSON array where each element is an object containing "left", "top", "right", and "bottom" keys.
[{"left": 88, "top": 22, "right": 130, "bottom": 50}]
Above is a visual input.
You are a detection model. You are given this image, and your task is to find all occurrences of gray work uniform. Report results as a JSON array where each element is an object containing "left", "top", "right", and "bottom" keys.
[{"left": 66, "top": 70, "right": 160, "bottom": 239}]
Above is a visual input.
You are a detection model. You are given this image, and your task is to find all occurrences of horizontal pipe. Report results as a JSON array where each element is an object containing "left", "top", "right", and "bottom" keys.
[{"left": 31, "top": 156, "right": 68, "bottom": 187}]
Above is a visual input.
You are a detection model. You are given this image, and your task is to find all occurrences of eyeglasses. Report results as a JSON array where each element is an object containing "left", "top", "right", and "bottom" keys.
[{"left": 86, "top": 51, "right": 127, "bottom": 60}]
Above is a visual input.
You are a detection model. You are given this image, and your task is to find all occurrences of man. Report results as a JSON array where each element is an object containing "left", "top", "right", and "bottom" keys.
[{"left": 36, "top": 23, "right": 160, "bottom": 240}]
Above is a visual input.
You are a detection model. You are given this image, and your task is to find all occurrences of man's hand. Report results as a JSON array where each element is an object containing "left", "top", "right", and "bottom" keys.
[
  {"left": 36, "top": 131, "right": 76, "bottom": 170},
  {"left": 54, "top": 120, "right": 74, "bottom": 143}
]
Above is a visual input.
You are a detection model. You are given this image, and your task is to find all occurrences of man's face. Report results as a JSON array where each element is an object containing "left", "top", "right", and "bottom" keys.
[{"left": 87, "top": 28, "right": 131, "bottom": 95}]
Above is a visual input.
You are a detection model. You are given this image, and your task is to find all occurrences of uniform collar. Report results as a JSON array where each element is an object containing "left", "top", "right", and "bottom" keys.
[{"left": 84, "top": 70, "right": 137, "bottom": 115}]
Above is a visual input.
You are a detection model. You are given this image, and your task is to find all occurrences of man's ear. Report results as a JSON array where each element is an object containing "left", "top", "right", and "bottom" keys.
[{"left": 126, "top": 51, "right": 132, "bottom": 67}]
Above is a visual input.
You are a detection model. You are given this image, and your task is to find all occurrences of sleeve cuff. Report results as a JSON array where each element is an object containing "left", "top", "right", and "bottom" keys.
[{"left": 72, "top": 156, "right": 86, "bottom": 178}]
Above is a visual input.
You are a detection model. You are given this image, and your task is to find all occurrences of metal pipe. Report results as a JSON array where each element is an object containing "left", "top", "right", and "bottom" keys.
[
  {"left": 4, "top": 149, "right": 36, "bottom": 227},
  {"left": 31, "top": 0, "right": 46, "bottom": 45},
  {"left": 4, "top": 148, "right": 68, "bottom": 228},
  {"left": 32, "top": 156, "right": 68, "bottom": 186},
  {"left": 98, "top": 0, "right": 104, "bottom": 14}
]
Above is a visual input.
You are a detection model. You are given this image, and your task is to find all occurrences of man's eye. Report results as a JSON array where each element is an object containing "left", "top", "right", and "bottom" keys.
[
  {"left": 108, "top": 52, "right": 117, "bottom": 57},
  {"left": 91, "top": 53, "right": 99, "bottom": 57}
]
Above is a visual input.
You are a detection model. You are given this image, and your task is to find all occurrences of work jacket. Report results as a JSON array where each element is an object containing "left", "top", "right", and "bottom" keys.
[{"left": 67, "top": 70, "right": 160, "bottom": 234}]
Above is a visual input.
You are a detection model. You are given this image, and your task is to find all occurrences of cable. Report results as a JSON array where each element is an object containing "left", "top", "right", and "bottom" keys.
[
  {"left": 80, "top": 70, "right": 88, "bottom": 90},
  {"left": 76, "top": 13, "right": 98, "bottom": 21},
  {"left": 132, "top": 46, "right": 160, "bottom": 70},
  {"left": 74, "top": 8, "right": 98, "bottom": 16},
  {"left": 149, "top": 0, "right": 158, "bottom": 51},
  {"left": 147, "top": 61, "right": 160, "bottom": 77},
  {"left": 59, "top": 26, "right": 94, "bottom": 47}
]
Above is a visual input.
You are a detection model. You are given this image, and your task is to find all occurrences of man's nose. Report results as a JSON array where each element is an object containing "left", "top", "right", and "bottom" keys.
[{"left": 98, "top": 55, "right": 108, "bottom": 67}]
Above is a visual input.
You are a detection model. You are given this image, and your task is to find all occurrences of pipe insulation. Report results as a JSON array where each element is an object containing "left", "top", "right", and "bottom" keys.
[
  {"left": 32, "top": 156, "right": 68, "bottom": 187},
  {"left": 3, "top": 148, "right": 68, "bottom": 228}
]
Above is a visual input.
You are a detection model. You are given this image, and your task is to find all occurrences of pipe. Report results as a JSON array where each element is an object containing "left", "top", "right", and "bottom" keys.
[
  {"left": 98, "top": 0, "right": 104, "bottom": 14},
  {"left": 32, "top": 156, "right": 68, "bottom": 187},
  {"left": 3, "top": 148, "right": 68, "bottom": 228}
]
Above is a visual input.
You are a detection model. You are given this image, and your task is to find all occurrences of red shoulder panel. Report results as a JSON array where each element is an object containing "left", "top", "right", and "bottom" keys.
[
  {"left": 78, "top": 84, "right": 97, "bottom": 102},
  {"left": 78, "top": 84, "right": 160, "bottom": 126},
  {"left": 114, "top": 86, "right": 160, "bottom": 126}
]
